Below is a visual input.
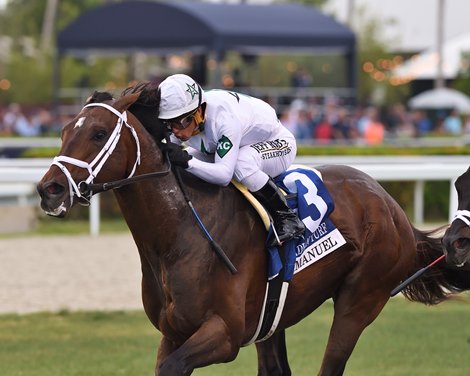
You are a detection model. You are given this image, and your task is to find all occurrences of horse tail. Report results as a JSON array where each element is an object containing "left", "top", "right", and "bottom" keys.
[{"left": 401, "top": 226, "right": 470, "bottom": 305}]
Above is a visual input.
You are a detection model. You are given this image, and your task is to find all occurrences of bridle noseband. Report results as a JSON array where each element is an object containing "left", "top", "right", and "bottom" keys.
[
  {"left": 51, "top": 102, "right": 170, "bottom": 207},
  {"left": 452, "top": 210, "right": 470, "bottom": 227}
]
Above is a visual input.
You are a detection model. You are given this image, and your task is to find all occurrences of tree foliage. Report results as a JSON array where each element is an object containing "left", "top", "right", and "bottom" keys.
[
  {"left": 0, "top": 0, "right": 409, "bottom": 106},
  {"left": 0, "top": 0, "right": 105, "bottom": 36},
  {"left": 0, "top": 0, "right": 106, "bottom": 103},
  {"left": 353, "top": 5, "right": 409, "bottom": 105},
  {"left": 452, "top": 52, "right": 470, "bottom": 96}
]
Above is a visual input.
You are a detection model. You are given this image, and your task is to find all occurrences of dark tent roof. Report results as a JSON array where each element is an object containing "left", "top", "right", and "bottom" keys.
[{"left": 57, "top": 0, "right": 355, "bottom": 56}]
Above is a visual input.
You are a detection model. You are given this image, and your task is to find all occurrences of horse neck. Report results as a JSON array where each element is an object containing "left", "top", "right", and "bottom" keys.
[{"left": 111, "top": 124, "right": 186, "bottom": 253}]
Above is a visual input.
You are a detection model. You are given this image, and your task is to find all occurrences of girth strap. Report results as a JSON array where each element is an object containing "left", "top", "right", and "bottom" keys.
[{"left": 243, "top": 243, "right": 290, "bottom": 346}]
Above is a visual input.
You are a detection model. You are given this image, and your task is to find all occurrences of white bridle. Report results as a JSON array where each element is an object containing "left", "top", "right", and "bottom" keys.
[
  {"left": 452, "top": 210, "right": 470, "bottom": 227},
  {"left": 51, "top": 102, "right": 141, "bottom": 207}
]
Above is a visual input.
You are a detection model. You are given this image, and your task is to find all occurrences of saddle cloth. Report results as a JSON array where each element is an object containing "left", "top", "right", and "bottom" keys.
[{"left": 233, "top": 165, "right": 346, "bottom": 281}]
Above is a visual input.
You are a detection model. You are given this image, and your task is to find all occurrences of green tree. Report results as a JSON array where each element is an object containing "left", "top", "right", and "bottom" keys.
[
  {"left": 452, "top": 51, "right": 470, "bottom": 96},
  {"left": 353, "top": 6, "right": 410, "bottom": 105},
  {"left": 0, "top": 0, "right": 104, "bottom": 37},
  {"left": 0, "top": 0, "right": 106, "bottom": 104}
]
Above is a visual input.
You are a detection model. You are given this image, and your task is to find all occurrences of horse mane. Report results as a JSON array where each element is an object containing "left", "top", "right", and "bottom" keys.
[
  {"left": 402, "top": 226, "right": 470, "bottom": 305},
  {"left": 120, "top": 80, "right": 168, "bottom": 145},
  {"left": 81, "top": 84, "right": 168, "bottom": 146}
]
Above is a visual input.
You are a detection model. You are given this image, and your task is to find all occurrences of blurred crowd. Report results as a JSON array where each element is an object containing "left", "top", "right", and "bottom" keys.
[
  {"left": 0, "top": 103, "right": 68, "bottom": 137},
  {"left": 278, "top": 99, "right": 470, "bottom": 145},
  {"left": 1, "top": 100, "right": 469, "bottom": 144}
]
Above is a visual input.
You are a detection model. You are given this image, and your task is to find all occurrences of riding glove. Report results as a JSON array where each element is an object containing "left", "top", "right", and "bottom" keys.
[{"left": 161, "top": 142, "right": 192, "bottom": 169}]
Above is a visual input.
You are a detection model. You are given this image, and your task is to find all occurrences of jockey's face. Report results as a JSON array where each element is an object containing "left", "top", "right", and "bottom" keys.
[
  {"left": 170, "top": 118, "right": 196, "bottom": 142},
  {"left": 164, "top": 109, "right": 197, "bottom": 141}
]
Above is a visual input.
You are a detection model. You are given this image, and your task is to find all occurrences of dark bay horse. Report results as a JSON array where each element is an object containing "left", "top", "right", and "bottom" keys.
[
  {"left": 37, "top": 91, "right": 470, "bottom": 376},
  {"left": 443, "top": 167, "right": 470, "bottom": 269}
]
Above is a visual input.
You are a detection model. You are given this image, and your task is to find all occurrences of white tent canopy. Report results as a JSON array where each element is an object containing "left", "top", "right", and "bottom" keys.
[
  {"left": 393, "top": 33, "right": 470, "bottom": 80},
  {"left": 408, "top": 87, "right": 470, "bottom": 113}
]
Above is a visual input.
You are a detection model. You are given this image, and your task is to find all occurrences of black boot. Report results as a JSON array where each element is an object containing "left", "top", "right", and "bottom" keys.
[{"left": 252, "top": 178, "right": 305, "bottom": 247}]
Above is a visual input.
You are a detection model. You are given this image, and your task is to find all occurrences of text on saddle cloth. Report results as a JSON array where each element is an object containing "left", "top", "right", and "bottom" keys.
[
  {"left": 271, "top": 166, "right": 346, "bottom": 281},
  {"left": 232, "top": 166, "right": 346, "bottom": 281}
]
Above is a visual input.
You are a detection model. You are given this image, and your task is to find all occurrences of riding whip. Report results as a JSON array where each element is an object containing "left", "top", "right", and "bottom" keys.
[
  {"left": 165, "top": 136, "right": 238, "bottom": 275},
  {"left": 390, "top": 254, "right": 445, "bottom": 297}
]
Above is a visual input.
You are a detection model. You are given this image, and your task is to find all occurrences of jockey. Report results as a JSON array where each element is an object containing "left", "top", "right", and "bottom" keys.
[{"left": 158, "top": 74, "right": 305, "bottom": 247}]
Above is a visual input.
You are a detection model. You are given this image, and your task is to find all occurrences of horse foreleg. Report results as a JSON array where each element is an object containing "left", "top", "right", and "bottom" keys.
[
  {"left": 317, "top": 292, "right": 389, "bottom": 376},
  {"left": 155, "top": 336, "right": 178, "bottom": 375},
  {"left": 156, "top": 315, "right": 240, "bottom": 376},
  {"left": 256, "top": 330, "right": 292, "bottom": 376}
]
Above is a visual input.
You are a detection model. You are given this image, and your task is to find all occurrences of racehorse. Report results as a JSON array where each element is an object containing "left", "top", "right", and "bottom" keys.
[
  {"left": 442, "top": 167, "right": 470, "bottom": 269},
  {"left": 37, "top": 88, "right": 470, "bottom": 376}
]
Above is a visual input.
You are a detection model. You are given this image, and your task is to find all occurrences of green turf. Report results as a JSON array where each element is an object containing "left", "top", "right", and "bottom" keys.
[{"left": 0, "top": 296, "right": 468, "bottom": 375}]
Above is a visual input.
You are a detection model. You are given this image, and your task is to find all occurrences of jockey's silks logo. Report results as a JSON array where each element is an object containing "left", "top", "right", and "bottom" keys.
[
  {"left": 200, "top": 139, "right": 209, "bottom": 154},
  {"left": 217, "top": 135, "right": 232, "bottom": 158},
  {"left": 186, "top": 83, "right": 199, "bottom": 99}
]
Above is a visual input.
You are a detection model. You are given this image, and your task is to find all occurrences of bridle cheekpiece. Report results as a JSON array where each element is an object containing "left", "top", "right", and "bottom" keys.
[{"left": 51, "top": 102, "right": 141, "bottom": 207}]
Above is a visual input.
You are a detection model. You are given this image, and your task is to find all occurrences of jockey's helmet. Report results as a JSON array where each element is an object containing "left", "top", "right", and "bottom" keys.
[{"left": 158, "top": 74, "right": 206, "bottom": 120}]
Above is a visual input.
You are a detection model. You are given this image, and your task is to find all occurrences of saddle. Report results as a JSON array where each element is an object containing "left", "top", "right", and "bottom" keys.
[{"left": 233, "top": 165, "right": 344, "bottom": 344}]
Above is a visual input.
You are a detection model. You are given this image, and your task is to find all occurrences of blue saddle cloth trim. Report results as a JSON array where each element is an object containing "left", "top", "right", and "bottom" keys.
[{"left": 267, "top": 167, "right": 335, "bottom": 281}]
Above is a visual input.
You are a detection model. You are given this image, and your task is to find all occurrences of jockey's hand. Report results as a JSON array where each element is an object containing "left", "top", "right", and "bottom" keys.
[{"left": 161, "top": 142, "right": 192, "bottom": 169}]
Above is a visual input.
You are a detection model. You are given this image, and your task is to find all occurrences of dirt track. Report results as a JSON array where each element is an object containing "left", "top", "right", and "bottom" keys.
[
  {"left": 0, "top": 223, "right": 446, "bottom": 315},
  {"left": 0, "top": 234, "right": 143, "bottom": 314}
]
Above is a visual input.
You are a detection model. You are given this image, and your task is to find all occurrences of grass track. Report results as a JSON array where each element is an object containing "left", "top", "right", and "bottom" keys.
[{"left": 0, "top": 296, "right": 468, "bottom": 375}]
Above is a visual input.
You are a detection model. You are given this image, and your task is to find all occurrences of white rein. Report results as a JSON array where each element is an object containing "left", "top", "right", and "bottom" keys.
[{"left": 51, "top": 102, "right": 141, "bottom": 206}]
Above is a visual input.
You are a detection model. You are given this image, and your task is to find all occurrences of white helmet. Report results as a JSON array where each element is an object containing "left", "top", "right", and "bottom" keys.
[{"left": 158, "top": 74, "right": 206, "bottom": 120}]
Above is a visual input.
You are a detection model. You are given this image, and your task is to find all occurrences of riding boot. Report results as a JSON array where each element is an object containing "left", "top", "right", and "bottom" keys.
[{"left": 252, "top": 178, "right": 305, "bottom": 247}]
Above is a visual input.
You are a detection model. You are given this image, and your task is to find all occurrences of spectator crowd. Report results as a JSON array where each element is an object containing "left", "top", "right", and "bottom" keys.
[
  {"left": 278, "top": 99, "right": 470, "bottom": 145},
  {"left": 1, "top": 99, "right": 469, "bottom": 144},
  {"left": 0, "top": 103, "right": 65, "bottom": 137}
]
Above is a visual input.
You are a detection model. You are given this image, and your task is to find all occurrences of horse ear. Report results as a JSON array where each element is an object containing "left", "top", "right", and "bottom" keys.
[
  {"left": 86, "top": 91, "right": 114, "bottom": 104},
  {"left": 114, "top": 92, "right": 141, "bottom": 112}
]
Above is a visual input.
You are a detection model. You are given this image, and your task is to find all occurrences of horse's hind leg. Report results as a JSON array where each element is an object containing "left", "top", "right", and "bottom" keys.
[
  {"left": 256, "top": 330, "right": 291, "bottom": 376},
  {"left": 318, "top": 290, "right": 389, "bottom": 376}
]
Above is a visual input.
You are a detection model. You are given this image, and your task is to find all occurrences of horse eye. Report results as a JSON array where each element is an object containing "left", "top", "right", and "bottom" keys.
[{"left": 93, "top": 130, "right": 108, "bottom": 142}]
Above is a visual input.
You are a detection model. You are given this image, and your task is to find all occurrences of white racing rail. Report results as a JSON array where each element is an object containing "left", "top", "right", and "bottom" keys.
[{"left": 1, "top": 156, "right": 468, "bottom": 235}]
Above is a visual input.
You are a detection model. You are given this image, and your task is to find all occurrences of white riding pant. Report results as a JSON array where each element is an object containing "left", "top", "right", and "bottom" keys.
[{"left": 188, "top": 127, "right": 297, "bottom": 192}]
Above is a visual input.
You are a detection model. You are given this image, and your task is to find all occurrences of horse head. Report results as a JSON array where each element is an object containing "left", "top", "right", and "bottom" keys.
[
  {"left": 37, "top": 90, "right": 163, "bottom": 217},
  {"left": 442, "top": 167, "right": 470, "bottom": 269}
]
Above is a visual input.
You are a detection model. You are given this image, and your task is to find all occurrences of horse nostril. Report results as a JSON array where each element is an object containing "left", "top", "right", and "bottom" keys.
[
  {"left": 452, "top": 237, "right": 470, "bottom": 250},
  {"left": 39, "top": 182, "right": 65, "bottom": 197}
]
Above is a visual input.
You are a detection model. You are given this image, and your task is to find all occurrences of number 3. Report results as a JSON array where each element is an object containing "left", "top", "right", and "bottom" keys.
[{"left": 282, "top": 172, "right": 328, "bottom": 233}]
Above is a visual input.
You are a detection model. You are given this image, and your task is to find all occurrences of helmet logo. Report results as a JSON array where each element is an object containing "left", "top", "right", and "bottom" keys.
[{"left": 186, "top": 83, "right": 199, "bottom": 100}]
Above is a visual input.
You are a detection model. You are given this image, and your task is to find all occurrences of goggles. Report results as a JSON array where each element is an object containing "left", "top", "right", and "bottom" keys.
[{"left": 163, "top": 110, "right": 197, "bottom": 131}]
